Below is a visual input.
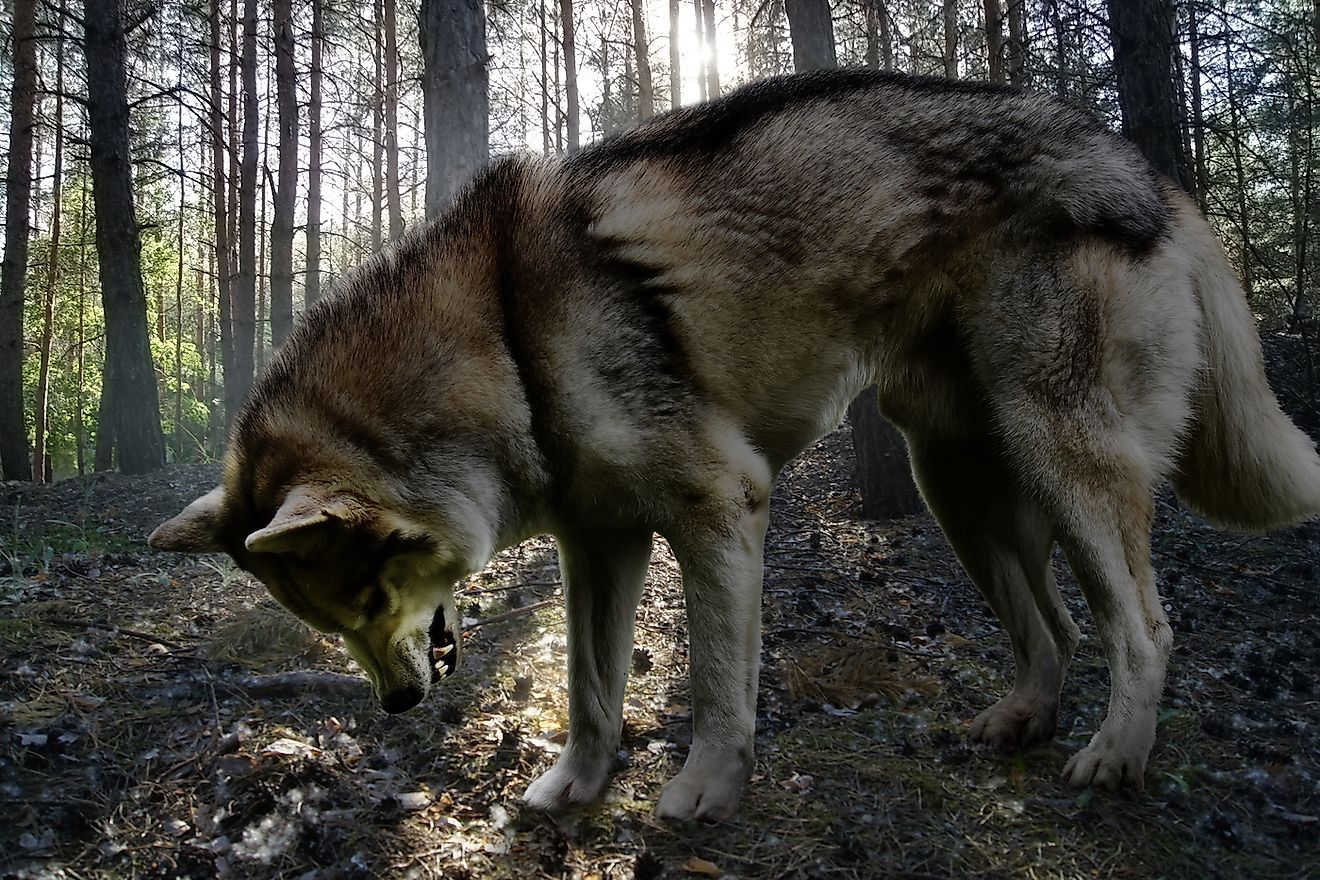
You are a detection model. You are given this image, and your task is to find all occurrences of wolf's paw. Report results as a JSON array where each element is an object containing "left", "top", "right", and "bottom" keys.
[
  {"left": 522, "top": 754, "right": 610, "bottom": 814},
  {"left": 969, "top": 693, "right": 1058, "bottom": 751},
  {"left": 655, "top": 761, "right": 746, "bottom": 822},
  {"left": 1062, "top": 734, "right": 1149, "bottom": 792}
]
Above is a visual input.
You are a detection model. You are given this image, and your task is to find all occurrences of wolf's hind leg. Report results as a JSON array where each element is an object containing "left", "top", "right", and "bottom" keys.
[
  {"left": 992, "top": 399, "right": 1171, "bottom": 792},
  {"left": 908, "top": 434, "right": 1079, "bottom": 750},
  {"left": 522, "top": 528, "right": 652, "bottom": 814}
]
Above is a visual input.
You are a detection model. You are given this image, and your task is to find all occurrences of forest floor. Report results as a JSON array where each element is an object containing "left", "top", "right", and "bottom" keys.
[{"left": 3, "top": 349, "right": 1320, "bottom": 878}]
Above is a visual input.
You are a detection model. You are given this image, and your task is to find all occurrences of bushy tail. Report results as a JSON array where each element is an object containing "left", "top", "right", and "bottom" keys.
[{"left": 1172, "top": 233, "right": 1320, "bottom": 531}]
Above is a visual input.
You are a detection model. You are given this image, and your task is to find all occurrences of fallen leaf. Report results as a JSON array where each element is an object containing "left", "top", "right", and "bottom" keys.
[{"left": 684, "top": 857, "right": 722, "bottom": 876}]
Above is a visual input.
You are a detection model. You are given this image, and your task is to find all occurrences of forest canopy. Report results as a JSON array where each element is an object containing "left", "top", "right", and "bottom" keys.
[{"left": 0, "top": 0, "right": 1316, "bottom": 481}]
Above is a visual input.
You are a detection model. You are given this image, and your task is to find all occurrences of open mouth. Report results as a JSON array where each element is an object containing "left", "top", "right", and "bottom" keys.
[{"left": 428, "top": 603, "right": 458, "bottom": 683}]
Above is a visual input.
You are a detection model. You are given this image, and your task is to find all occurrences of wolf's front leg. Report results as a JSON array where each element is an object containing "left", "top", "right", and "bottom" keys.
[
  {"left": 657, "top": 471, "right": 770, "bottom": 822},
  {"left": 522, "top": 528, "right": 652, "bottom": 814}
]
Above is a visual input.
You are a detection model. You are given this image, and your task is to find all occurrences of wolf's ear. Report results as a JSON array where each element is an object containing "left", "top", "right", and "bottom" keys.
[
  {"left": 150, "top": 486, "right": 227, "bottom": 553},
  {"left": 244, "top": 486, "right": 360, "bottom": 555}
]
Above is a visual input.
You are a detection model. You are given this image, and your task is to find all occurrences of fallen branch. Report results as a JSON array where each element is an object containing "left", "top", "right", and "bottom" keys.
[
  {"left": 43, "top": 616, "right": 188, "bottom": 651},
  {"left": 470, "top": 598, "right": 558, "bottom": 629}
]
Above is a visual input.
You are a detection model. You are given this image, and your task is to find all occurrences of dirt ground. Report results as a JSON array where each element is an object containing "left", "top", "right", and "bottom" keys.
[{"left": 2, "top": 419, "right": 1320, "bottom": 879}]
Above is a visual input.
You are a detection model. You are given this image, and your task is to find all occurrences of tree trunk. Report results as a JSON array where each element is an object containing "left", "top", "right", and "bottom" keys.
[
  {"left": 669, "top": 0, "right": 681, "bottom": 108},
  {"left": 307, "top": 0, "right": 323, "bottom": 309},
  {"left": 385, "top": 0, "right": 404, "bottom": 239},
  {"left": 702, "top": 0, "right": 720, "bottom": 98},
  {"left": 560, "top": 0, "right": 580, "bottom": 151},
  {"left": 1189, "top": 9, "right": 1207, "bottom": 209},
  {"left": 76, "top": 172, "right": 88, "bottom": 475},
  {"left": 34, "top": 22, "right": 65, "bottom": 483},
  {"left": 1106, "top": 0, "right": 1190, "bottom": 190},
  {"left": 210, "top": 0, "right": 237, "bottom": 431},
  {"left": 850, "top": 395, "right": 923, "bottom": 519},
  {"left": 986, "top": 0, "right": 1004, "bottom": 83},
  {"left": 0, "top": 0, "right": 37, "bottom": 479},
  {"left": 1225, "top": 18, "right": 1253, "bottom": 297},
  {"left": 1007, "top": 0, "right": 1027, "bottom": 86},
  {"left": 785, "top": 0, "right": 836, "bottom": 70},
  {"left": 232, "top": 0, "right": 259, "bottom": 411},
  {"left": 693, "top": 0, "right": 706, "bottom": 101},
  {"left": 270, "top": 0, "right": 297, "bottom": 347},
  {"left": 372, "top": 0, "right": 385, "bottom": 250},
  {"left": 943, "top": 0, "right": 958, "bottom": 77},
  {"left": 553, "top": 2, "right": 563, "bottom": 152},
  {"left": 632, "top": 0, "right": 655, "bottom": 119},
  {"left": 540, "top": 0, "right": 551, "bottom": 154},
  {"left": 85, "top": 0, "right": 166, "bottom": 475},
  {"left": 174, "top": 58, "right": 186, "bottom": 461},
  {"left": 865, "top": 0, "right": 892, "bottom": 70},
  {"left": 420, "top": 0, "right": 490, "bottom": 216},
  {"left": 1050, "top": 0, "right": 1066, "bottom": 97}
]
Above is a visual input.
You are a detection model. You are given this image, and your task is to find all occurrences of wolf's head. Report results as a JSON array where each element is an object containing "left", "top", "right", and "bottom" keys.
[
  {"left": 151, "top": 165, "right": 553, "bottom": 712},
  {"left": 150, "top": 463, "right": 499, "bottom": 711}
]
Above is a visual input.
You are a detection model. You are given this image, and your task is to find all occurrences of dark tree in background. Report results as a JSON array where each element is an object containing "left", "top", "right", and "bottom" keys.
[
  {"left": 0, "top": 0, "right": 37, "bottom": 480},
  {"left": 270, "top": 0, "right": 298, "bottom": 348},
  {"left": 420, "top": 0, "right": 490, "bottom": 217},
  {"left": 232, "top": 0, "right": 259, "bottom": 411},
  {"left": 1106, "top": 0, "right": 1190, "bottom": 188},
  {"left": 785, "top": 0, "right": 837, "bottom": 70},
  {"left": 84, "top": 0, "right": 165, "bottom": 474}
]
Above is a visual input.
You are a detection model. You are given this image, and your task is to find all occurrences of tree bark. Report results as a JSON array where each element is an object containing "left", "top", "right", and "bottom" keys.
[
  {"left": 560, "top": 0, "right": 580, "bottom": 151},
  {"left": 669, "top": 0, "right": 681, "bottom": 108},
  {"left": 232, "top": 0, "right": 258, "bottom": 410},
  {"left": 34, "top": 21, "right": 65, "bottom": 483},
  {"left": 85, "top": 0, "right": 166, "bottom": 475},
  {"left": 1189, "top": 8, "right": 1207, "bottom": 209},
  {"left": 271, "top": 0, "right": 297, "bottom": 347},
  {"left": 385, "top": 0, "right": 404, "bottom": 239},
  {"left": 693, "top": 0, "right": 706, "bottom": 101},
  {"left": 986, "top": 0, "right": 1004, "bottom": 83},
  {"left": 850, "top": 394, "right": 923, "bottom": 519},
  {"left": 420, "top": 0, "right": 490, "bottom": 216},
  {"left": 1106, "top": 0, "right": 1190, "bottom": 189},
  {"left": 785, "top": 0, "right": 836, "bottom": 70},
  {"left": 76, "top": 171, "right": 88, "bottom": 475},
  {"left": 632, "top": 0, "right": 655, "bottom": 119},
  {"left": 1225, "top": 19, "right": 1253, "bottom": 297},
  {"left": 1007, "top": 0, "right": 1027, "bottom": 86},
  {"left": 307, "top": 0, "right": 323, "bottom": 308},
  {"left": 943, "top": 0, "right": 958, "bottom": 77},
  {"left": 702, "top": 0, "right": 720, "bottom": 98},
  {"left": 174, "top": 54, "right": 186, "bottom": 461},
  {"left": 209, "top": 0, "right": 237, "bottom": 431},
  {"left": 865, "top": 0, "right": 892, "bottom": 70},
  {"left": 372, "top": 0, "right": 385, "bottom": 250},
  {"left": 0, "top": 0, "right": 37, "bottom": 479}
]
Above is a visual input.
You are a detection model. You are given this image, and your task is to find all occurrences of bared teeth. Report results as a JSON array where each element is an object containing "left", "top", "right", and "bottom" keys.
[
  {"left": 432, "top": 661, "right": 451, "bottom": 677},
  {"left": 431, "top": 644, "right": 453, "bottom": 660}
]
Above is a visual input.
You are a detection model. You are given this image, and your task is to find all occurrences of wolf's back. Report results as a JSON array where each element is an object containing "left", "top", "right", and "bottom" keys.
[{"left": 1172, "top": 207, "right": 1320, "bottom": 530}]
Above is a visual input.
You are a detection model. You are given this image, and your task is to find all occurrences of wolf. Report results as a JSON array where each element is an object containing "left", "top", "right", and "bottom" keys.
[{"left": 150, "top": 69, "right": 1320, "bottom": 821}]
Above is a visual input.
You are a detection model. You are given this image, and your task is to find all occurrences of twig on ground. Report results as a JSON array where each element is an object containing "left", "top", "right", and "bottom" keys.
[
  {"left": 469, "top": 598, "right": 558, "bottom": 629},
  {"left": 42, "top": 616, "right": 188, "bottom": 651}
]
